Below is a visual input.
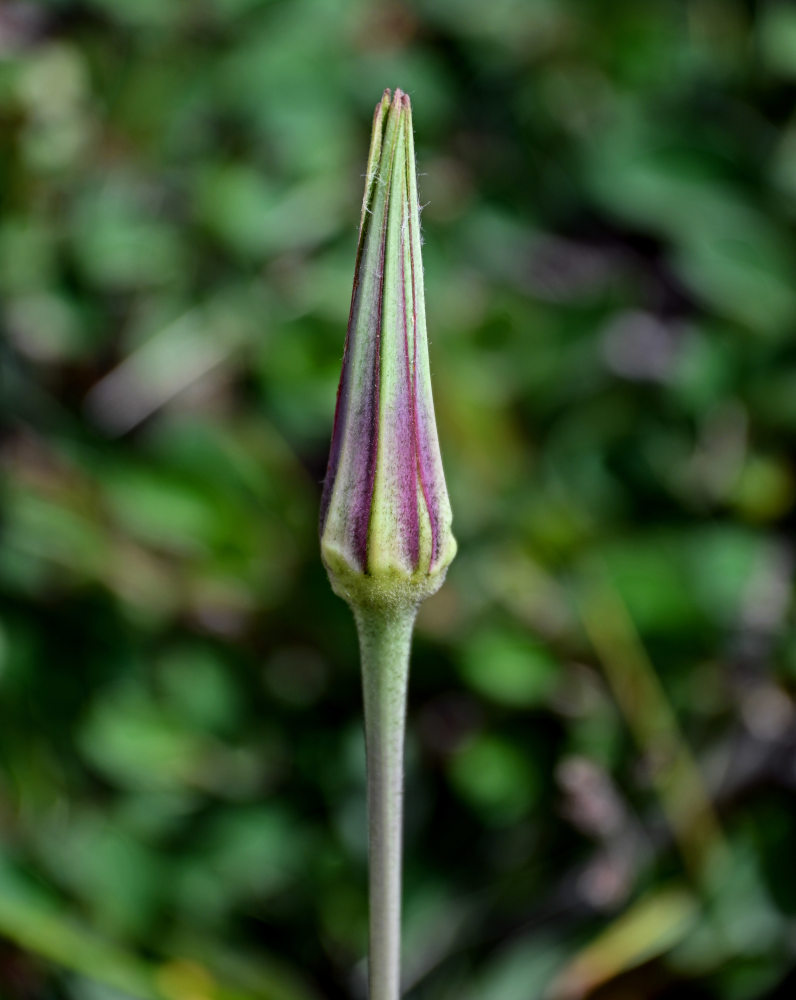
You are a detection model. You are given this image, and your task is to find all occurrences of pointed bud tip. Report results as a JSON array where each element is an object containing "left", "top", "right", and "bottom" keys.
[{"left": 375, "top": 88, "right": 411, "bottom": 118}]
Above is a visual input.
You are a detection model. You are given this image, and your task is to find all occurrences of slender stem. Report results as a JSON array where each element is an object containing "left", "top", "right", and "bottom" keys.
[{"left": 354, "top": 603, "right": 417, "bottom": 1000}]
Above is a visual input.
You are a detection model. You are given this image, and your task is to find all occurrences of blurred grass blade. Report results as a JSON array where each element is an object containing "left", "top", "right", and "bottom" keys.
[
  {"left": 0, "top": 861, "right": 318, "bottom": 1000},
  {"left": 575, "top": 562, "right": 728, "bottom": 887},
  {"left": 547, "top": 886, "right": 699, "bottom": 1000}
]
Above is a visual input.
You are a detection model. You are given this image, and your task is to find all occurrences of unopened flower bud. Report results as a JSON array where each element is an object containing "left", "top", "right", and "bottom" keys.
[{"left": 320, "top": 89, "right": 456, "bottom": 610}]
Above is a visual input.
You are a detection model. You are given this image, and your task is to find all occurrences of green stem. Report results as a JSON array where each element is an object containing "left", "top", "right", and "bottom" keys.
[{"left": 354, "top": 603, "right": 417, "bottom": 1000}]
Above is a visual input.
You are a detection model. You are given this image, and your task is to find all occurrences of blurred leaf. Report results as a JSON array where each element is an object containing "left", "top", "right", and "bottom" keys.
[
  {"left": 79, "top": 681, "right": 208, "bottom": 791},
  {"left": 760, "top": 3, "right": 796, "bottom": 79},
  {"left": 461, "top": 934, "right": 565, "bottom": 1000},
  {"left": 70, "top": 182, "right": 187, "bottom": 290},
  {"left": 448, "top": 734, "right": 539, "bottom": 824},
  {"left": 457, "top": 626, "right": 558, "bottom": 707}
]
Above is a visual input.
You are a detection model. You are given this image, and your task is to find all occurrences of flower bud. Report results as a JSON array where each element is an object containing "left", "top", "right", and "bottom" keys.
[{"left": 320, "top": 89, "right": 456, "bottom": 610}]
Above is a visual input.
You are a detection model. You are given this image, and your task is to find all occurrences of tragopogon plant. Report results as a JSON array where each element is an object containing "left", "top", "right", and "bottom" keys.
[{"left": 320, "top": 88, "right": 456, "bottom": 1000}]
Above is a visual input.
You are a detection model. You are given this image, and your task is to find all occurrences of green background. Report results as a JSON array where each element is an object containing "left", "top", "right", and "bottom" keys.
[{"left": 2, "top": 1, "right": 796, "bottom": 998}]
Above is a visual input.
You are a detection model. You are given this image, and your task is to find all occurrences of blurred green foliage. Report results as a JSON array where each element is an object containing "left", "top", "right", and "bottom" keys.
[{"left": 2, "top": 1, "right": 796, "bottom": 998}]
